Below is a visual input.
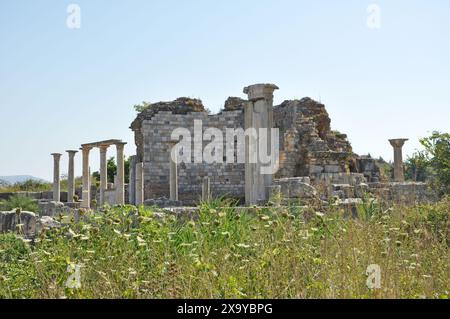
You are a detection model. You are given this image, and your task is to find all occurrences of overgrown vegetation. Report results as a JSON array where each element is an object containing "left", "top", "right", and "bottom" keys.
[
  {"left": 92, "top": 157, "right": 131, "bottom": 185},
  {"left": 0, "top": 194, "right": 38, "bottom": 212},
  {"left": 405, "top": 131, "right": 450, "bottom": 195},
  {"left": 0, "top": 198, "right": 448, "bottom": 299},
  {"left": 134, "top": 101, "right": 152, "bottom": 113},
  {"left": 0, "top": 180, "right": 51, "bottom": 193}
]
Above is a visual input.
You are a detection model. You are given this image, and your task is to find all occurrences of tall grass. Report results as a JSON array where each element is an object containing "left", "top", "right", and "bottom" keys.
[{"left": 0, "top": 199, "right": 448, "bottom": 299}]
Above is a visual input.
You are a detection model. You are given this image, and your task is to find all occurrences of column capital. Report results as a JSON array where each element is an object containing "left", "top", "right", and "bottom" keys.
[
  {"left": 81, "top": 145, "right": 93, "bottom": 152},
  {"left": 389, "top": 138, "right": 408, "bottom": 148},
  {"left": 66, "top": 150, "right": 78, "bottom": 155},
  {"left": 243, "top": 83, "right": 279, "bottom": 100},
  {"left": 115, "top": 142, "right": 127, "bottom": 150},
  {"left": 51, "top": 153, "right": 62, "bottom": 159},
  {"left": 99, "top": 144, "right": 110, "bottom": 152}
]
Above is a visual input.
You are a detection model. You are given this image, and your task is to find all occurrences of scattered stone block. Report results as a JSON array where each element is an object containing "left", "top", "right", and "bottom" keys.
[
  {"left": 273, "top": 177, "right": 317, "bottom": 199},
  {"left": 38, "top": 201, "right": 65, "bottom": 217},
  {"left": 0, "top": 211, "right": 37, "bottom": 238},
  {"left": 36, "top": 216, "right": 61, "bottom": 232},
  {"left": 144, "top": 197, "right": 183, "bottom": 208}
]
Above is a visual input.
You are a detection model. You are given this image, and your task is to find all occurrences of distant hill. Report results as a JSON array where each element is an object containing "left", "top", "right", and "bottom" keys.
[{"left": 0, "top": 175, "right": 49, "bottom": 185}]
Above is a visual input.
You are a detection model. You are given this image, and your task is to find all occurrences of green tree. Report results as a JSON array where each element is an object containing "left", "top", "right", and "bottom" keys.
[
  {"left": 419, "top": 131, "right": 450, "bottom": 195},
  {"left": 405, "top": 151, "right": 430, "bottom": 182},
  {"left": 92, "top": 157, "right": 131, "bottom": 185}
]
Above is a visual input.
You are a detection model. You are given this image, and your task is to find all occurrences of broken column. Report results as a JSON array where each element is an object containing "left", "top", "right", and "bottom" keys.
[
  {"left": 169, "top": 141, "right": 178, "bottom": 201},
  {"left": 389, "top": 139, "right": 408, "bottom": 182},
  {"left": 115, "top": 142, "right": 126, "bottom": 205},
  {"left": 202, "top": 177, "right": 211, "bottom": 202},
  {"left": 66, "top": 150, "right": 78, "bottom": 202},
  {"left": 129, "top": 155, "right": 137, "bottom": 205},
  {"left": 243, "top": 83, "right": 279, "bottom": 205},
  {"left": 135, "top": 162, "right": 144, "bottom": 206},
  {"left": 99, "top": 144, "right": 108, "bottom": 205},
  {"left": 81, "top": 145, "right": 92, "bottom": 209},
  {"left": 51, "top": 153, "right": 62, "bottom": 202}
]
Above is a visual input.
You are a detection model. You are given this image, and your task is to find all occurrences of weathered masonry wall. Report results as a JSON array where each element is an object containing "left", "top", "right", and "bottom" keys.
[
  {"left": 142, "top": 110, "right": 245, "bottom": 202},
  {"left": 273, "top": 98, "right": 355, "bottom": 180},
  {"left": 131, "top": 88, "right": 384, "bottom": 205}
]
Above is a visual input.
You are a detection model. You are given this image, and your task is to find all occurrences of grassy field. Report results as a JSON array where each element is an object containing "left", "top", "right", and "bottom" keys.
[{"left": 0, "top": 198, "right": 448, "bottom": 299}]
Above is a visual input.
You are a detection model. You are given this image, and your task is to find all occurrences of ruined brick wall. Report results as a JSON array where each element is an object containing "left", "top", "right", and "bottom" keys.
[
  {"left": 141, "top": 108, "right": 245, "bottom": 203},
  {"left": 132, "top": 95, "right": 381, "bottom": 203},
  {"left": 274, "top": 98, "right": 355, "bottom": 180}
]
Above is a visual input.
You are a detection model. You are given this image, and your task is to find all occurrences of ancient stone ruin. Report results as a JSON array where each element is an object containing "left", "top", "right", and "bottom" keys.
[
  {"left": 126, "top": 83, "right": 433, "bottom": 207},
  {"left": 1, "top": 83, "right": 437, "bottom": 237}
]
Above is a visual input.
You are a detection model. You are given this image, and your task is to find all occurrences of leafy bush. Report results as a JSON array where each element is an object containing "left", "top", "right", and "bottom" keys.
[
  {"left": 405, "top": 151, "right": 431, "bottom": 182},
  {"left": 420, "top": 132, "right": 450, "bottom": 195},
  {"left": 404, "top": 132, "right": 450, "bottom": 196},
  {"left": 0, "top": 233, "right": 31, "bottom": 263},
  {"left": 0, "top": 194, "right": 38, "bottom": 212}
]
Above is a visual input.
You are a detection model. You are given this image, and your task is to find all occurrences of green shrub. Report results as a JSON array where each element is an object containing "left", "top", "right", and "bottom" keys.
[
  {"left": 420, "top": 132, "right": 450, "bottom": 195},
  {"left": 0, "top": 194, "right": 38, "bottom": 212}
]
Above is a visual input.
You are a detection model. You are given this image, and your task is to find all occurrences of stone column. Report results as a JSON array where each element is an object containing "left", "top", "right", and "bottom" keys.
[
  {"left": 81, "top": 146, "right": 92, "bottom": 208},
  {"left": 202, "top": 176, "right": 211, "bottom": 202},
  {"left": 51, "top": 153, "right": 62, "bottom": 202},
  {"left": 169, "top": 141, "right": 178, "bottom": 201},
  {"left": 243, "top": 83, "right": 279, "bottom": 205},
  {"left": 99, "top": 145, "right": 109, "bottom": 205},
  {"left": 129, "top": 155, "right": 137, "bottom": 205},
  {"left": 115, "top": 142, "right": 126, "bottom": 205},
  {"left": 389, "top": 139, "right": 408, "bottom": 182},
  {"left": 66, "top": 150, "right": 78, "bottom": 202},
  {"left": 135, "top": 162, "right": 144, "bottom": 206}
]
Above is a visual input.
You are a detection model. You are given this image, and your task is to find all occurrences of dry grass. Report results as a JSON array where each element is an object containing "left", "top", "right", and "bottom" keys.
[{"left": 0, "top": 198, "right": 448, "bottom": 299}]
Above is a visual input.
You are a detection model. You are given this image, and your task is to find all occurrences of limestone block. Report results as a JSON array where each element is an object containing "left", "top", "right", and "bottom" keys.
[
  {"left": 273, "top": 178, "right": 317, "bottom": 199},
  {"left": 36, "top": 216, "right": 61, "bottom": 232},
  {"left": 38, "top": 201, "right": 65, "bottom": 217},
  {"left": 332, "top": 184, "right": 355, "bottom": 198},
  {"left": 325, "top": 165, "right": 342, "bottom": 173},
  {"left": 0, "top": 211, "right": 37, "bottom": 238},
  {"left": 389, "top": 182, "right": 436, "bottom": 204}
]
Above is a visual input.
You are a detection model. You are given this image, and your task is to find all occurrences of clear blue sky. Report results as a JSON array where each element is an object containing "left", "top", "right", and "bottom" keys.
[{"left": 1, "top": 0, "right": 449, "bottom": 181}]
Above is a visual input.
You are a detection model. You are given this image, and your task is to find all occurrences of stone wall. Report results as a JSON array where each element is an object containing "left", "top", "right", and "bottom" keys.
[
  {"left": 274, "top": 98, "right": 355, "bottom": 179},
  {"left": 140, "top": 106, "right": 246, "bottom": 203},
  {"left": 131, "top": 94, "right": 384, "bottom": 204},
  {"left": 368, "top": 182, "right": 437, "bottom": 204}
]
